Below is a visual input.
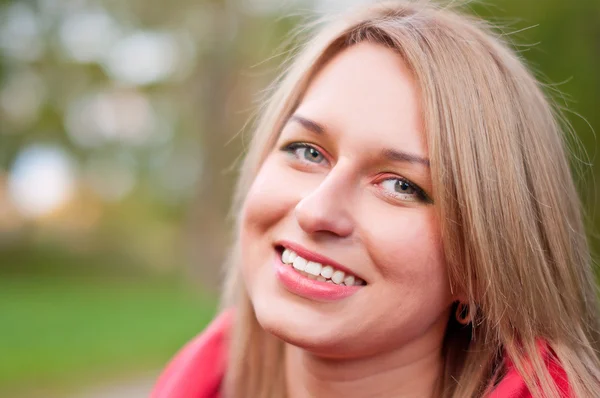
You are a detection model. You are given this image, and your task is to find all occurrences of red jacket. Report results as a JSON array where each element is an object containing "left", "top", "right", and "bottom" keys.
[{"left": 151, "top": 312, "right": 572, "bottom": 398}]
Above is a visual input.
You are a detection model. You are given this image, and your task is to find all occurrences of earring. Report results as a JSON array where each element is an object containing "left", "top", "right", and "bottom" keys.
[{"left": 455, "top": 302, "right": 471, "bottom": 325}]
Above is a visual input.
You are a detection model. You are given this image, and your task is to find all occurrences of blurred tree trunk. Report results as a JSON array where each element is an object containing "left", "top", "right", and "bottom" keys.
[{"left": 184, "top": 0, "right": 245, "bottom": 292}]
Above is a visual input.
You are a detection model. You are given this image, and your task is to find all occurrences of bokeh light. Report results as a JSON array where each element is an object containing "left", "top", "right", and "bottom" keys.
[
  {"left": 59, "top": 9, "right": 119, "bottom": 64},
  {"left": 102, "top": 31, "right": 180, "bottom": 86},
  {"left": 7, "top": 145, "right": 76, "bottom": 218},
  {"left": 65, "top": 89, "right": 157, "bottom": 147},
  {"left": 0, "top": 3, "right": 44, "bottom": 61}
]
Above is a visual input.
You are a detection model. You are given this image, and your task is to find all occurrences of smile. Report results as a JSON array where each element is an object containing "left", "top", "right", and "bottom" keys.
[
  {"left": 281, "top": 248, "right": 366, "bottom": 286},
  {"left": 273, "top": 243, "right": 366, "bottom": 301}
]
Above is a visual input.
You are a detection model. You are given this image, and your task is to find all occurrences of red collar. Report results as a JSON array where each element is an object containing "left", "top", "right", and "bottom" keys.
[
  {"left": 151, "top": 312, "right": 571, "bottom": 398},
  {"left": 490, "top": 341, "right": 572, "bottom": 397},
  {"left": 151, "top": 310, "right": 232, "bottom": 398}
]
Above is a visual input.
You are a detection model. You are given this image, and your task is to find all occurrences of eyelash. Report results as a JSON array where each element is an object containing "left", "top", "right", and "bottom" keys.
[
  {"left": 282, "top": 142, "right": 329, "bottom": 165},
  {"left": 281, "top": 141, "right": 431, "bottom": 204},
  {"left": 376, "top": 176, "right": 431, "bottom": 204}
]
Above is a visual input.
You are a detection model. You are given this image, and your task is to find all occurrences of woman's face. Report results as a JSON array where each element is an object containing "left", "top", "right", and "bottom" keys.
[{"left": 240, "top": 42, "right": 456, "bottom": 359}]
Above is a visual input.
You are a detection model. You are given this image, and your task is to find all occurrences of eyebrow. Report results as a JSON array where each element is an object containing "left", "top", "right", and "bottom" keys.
[
  {"left": 288, "top": 114, "right": 326, "bottom": 135},
  {"left": 381, "top": 148, "right": 430, "bottom": 168},
  {"left": 288, "top": 113, "right": 430, "bottom": 168}
]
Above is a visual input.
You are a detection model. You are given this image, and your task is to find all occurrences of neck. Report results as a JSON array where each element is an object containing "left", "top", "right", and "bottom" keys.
[{"left": 284, "top": 338, "right": 445, "bottom": 398}]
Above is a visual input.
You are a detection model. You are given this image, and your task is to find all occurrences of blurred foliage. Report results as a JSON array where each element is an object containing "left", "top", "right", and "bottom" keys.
[
  {"left": 0, "top": 0, "right": 598, "bottom": 396},
  {"left": 0, "top": 276, "right": 217, "bottom": 396},
  {"left": 472, "top": 0, "right": 600, "bottom": 224}
]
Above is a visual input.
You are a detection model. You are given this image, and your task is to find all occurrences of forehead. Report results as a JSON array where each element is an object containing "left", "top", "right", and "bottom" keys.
[{"left": 294, "top": 42, "right": 426, "bottom": 157}]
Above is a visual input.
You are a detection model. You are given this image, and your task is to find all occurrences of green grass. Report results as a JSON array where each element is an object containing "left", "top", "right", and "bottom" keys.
[{"left": 0, "top": 276, "right": 217, "bottom": 397}]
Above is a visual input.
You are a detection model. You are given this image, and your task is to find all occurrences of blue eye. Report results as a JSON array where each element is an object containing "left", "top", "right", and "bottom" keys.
[
  {"left": 283, "top": 143, "right": 328, "bottom": 165},
  {"left": 379, "top": 178, "right": 428, "bottom": 203}
]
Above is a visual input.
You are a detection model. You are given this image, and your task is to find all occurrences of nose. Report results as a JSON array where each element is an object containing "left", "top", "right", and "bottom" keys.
[{"left": 294, "top": 166, "right": 355, "bottom": 238}]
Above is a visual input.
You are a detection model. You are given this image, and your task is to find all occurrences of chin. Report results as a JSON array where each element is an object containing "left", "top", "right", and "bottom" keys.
[
  {"left": 261, "top": 315, "right": 356, "bottom": 358},
  {"left": 249, "top": 284, "right": 367, "bottom": 358}
]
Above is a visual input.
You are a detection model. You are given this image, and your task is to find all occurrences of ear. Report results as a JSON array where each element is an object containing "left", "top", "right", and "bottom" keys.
[
  {"left": 448, "top": 281, "right": 468, "bottom": 304},
  {"left": 454, "top": 292, "right": 468, "bottom": 303}
]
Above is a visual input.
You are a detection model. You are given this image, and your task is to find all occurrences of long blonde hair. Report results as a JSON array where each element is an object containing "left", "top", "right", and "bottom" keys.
[{"left": 220, "top": 1, "right": 600, "bottom": 397}]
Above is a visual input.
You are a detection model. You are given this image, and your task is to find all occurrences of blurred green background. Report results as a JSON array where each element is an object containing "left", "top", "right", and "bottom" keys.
[{"left": 0, "top": 0, "right": 598, "bottom": 397}]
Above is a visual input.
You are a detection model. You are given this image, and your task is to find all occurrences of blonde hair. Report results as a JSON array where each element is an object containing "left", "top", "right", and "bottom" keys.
[{"left": 220, "top": 1, "right": 600, "bottom": 397}]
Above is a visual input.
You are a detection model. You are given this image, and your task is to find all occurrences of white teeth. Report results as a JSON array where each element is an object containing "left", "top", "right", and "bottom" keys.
[
  {"left": 292, "top": 256, "right": 307, "bottom": 271},
  {"left": 305, "top": 261, "right": 322, "bottom": 276},
  {"left": 331, "top": 270, "right": 345, "bottom": 285},
  {"left": 282, "top": 249, "right": 292, "bottom": 264},
  {"left": 281, "top": 248, "right": 365, "bottom": 286},
  {"left": 320, "top": 265, "right": 334, "bottom": 279}
]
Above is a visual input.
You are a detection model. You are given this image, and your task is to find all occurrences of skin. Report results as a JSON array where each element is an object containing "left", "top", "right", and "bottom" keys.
[{"left": 240, "top": 42, "right": 459, "bottom": 397}]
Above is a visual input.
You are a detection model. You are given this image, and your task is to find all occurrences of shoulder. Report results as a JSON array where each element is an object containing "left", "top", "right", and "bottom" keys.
[
  {"left": 151, "top": 310, "right": 233, "bottom": 398},
  {"left": 489, "top": 342, "right": 573, "bottom": 398}
]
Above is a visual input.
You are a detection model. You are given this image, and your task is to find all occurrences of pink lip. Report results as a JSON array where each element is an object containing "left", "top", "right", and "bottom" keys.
[
  {"left": 274, "top": 252, "right": 362, "bottom": 301},
  {"left": 275, "top": 240, "right": 363, "bottom": 281}
]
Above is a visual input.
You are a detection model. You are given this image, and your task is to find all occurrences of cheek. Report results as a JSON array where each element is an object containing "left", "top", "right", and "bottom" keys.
[
  {"left": 364, "top": 207, "right": 450, "bottom": 299},
  {"left": 241, "top": 162, "right": 290, "bottom": 236},
  {"left": 239, "top": 157, "right": 299, "bottom": 287}
]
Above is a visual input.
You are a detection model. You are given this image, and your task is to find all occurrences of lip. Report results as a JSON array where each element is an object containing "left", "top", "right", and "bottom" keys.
[
  {"left": 273, "top": 251, "right": 363, "bottom": 302},
  {"left": 275, "top": 240, "right": 364, "bottom": 281}
]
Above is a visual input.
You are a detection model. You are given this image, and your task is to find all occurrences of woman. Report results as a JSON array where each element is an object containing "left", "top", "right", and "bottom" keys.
[{"left": 152, "top": 1, "right": 600, "bottom": 397}]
